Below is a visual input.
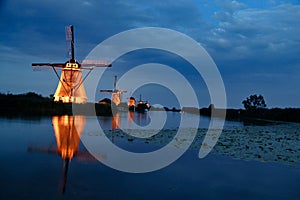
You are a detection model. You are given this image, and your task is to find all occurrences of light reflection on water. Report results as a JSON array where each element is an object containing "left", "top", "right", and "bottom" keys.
[
  {"left": 98, "top": 111, "right": 243, "bottom": 130},
  {"left": 0, "top": 112, "right": 300, "bottom": 199}
]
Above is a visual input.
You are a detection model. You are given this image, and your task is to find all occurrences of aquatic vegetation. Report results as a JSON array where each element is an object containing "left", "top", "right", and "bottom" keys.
[{"left": 101, "top": 124, "right": 300, "bottom": 166}]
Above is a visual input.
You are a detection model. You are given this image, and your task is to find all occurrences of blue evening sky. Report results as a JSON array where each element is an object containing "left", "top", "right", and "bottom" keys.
[{"left": 0, "top": 0, "right": 299, "bottom": 108}]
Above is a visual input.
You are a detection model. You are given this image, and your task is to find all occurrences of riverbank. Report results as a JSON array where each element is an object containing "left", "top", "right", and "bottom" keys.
[
  {"left": 198, "top": 107, "right": 300, "bottom": 123},
  {"left": 1, "top": 92, "right": 300, "bottom": 123},
  {"left": 0, "top": 92, "right": 112, "bottom": 117}
]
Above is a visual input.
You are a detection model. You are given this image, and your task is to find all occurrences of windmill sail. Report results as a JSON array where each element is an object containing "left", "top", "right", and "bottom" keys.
[{"left": 65, "top": 25, "right": 75, "bottom": 61}]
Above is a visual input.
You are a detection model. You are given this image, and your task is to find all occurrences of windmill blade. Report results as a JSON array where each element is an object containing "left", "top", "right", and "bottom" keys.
[
  {"left": 65, "top": 25, "right": 75, "bottom": 61},
  {"left": 32, "top": 63, "right": 65, "bottom": 71},
  {"left": 80, "top": 60, "right": 112, "bottom": 67},
  {"left": 81, "top": 63, "right": 112, "bottom": 67},
  {"left": 79, "top": 66, "right": 94, "bottom": 70},
  {"left": 27, "top": 146, "right": 58, "bottom": 155},
  {"left": 100, "top": 90, "right": 113, "bottom": 93},
  {"left": 113, "top": 75, "right": 117, "bottom": 90},
  {"left": 32, "top": 63, "right": 65, "bottom": 67}
]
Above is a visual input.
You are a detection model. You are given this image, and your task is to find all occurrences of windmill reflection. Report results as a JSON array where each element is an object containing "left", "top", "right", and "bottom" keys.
[
  {"left": 128, "top": 111, "right": 149, "bottom": 127},
  {"left": 28, "top": 112, "right": 150, "bottom": 194},
  {"left": 111, "top": 112, "right": 120, "bottom": 143},
  {"left": 111, "top": 112, "right": 120, "bottom": 130},
  {"left": 28, "top": 115, "right": 88, "bottom": 194},
  {"left": 113, "top": 111, "right": 149, "bottom": 129},
  {"left": 52, "top": 115, "right": 85, "bottom": 193},
  {"left": 128, "top": 111, "right": 135, "bottom": 124},
  {"left": 102, "top": 111, "right": 150, "bottom": 143}
]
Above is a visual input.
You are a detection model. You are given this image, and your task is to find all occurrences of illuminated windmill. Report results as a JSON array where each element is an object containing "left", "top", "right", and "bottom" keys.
[
  {"left": 32, "top": 25, "right": 111, "bottom": 103},
  {"left": 100, "top": 75, "right": 127, "bottom": 105}
]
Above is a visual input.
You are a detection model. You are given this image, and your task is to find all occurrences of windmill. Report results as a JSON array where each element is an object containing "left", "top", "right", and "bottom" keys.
[
  {"left": 100, "top": 75, "right": 127, "bottom": 105},
  {"left": 32, "top": 25, "right": 111, "bottom": 103}
]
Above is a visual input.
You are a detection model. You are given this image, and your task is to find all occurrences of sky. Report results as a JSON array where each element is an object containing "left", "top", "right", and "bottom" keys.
[{"left": 0, "top": 0, "right": 299, "bottom": 108}]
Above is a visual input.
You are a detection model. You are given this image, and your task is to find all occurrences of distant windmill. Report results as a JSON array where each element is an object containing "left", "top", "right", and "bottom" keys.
[
  {"left": 100, "top": 75, "right": 127, "bottom": 105},
  {"left": 32, "top": 25, "right": 111, "bottom": 103}
]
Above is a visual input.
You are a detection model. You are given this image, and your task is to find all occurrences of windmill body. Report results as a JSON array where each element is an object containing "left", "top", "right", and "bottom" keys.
[{"left": 53, "top": 62, "right": 87, "bottom": 103}]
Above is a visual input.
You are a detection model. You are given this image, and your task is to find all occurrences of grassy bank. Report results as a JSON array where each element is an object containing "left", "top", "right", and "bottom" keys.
[{"left": 0, "top": 92, "right": 112, "bottom": 117}]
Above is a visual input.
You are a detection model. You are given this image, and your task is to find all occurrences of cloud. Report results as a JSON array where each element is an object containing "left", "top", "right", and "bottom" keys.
[
  {"left": 215, "top": 0, "right": 247, "bottom": 14},
  {"left": 0, "top": 0, "right": 299, "bottom": 107},
  {"left": 200, "top": 1, "right": 300, "bottom": 107},
  {"left": 207, "top": 3, "right": 300, "bottom": 67},
  {"left": 0, "top": 0, "right": 206, "bottom": 57}
]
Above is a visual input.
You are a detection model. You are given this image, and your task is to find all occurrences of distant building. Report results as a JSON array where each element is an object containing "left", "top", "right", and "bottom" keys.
[
  {"left": 128, "top": 97, "right": 136, "bottom": 111},
  {"left": 135, "top": 95, "right": 151, "bottom": 113},
  {"left": 98, "top": 98, "right": 112, "bottom": 105}
]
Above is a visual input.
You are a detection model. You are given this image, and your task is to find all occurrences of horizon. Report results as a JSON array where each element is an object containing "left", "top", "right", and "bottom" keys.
[{"left": 2, "top": 91, "right": 299, "bottom": 110}]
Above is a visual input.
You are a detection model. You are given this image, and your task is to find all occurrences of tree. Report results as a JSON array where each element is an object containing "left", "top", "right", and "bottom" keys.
[{"left": 242, "top": 94, "right": 267, "bottom": 110}]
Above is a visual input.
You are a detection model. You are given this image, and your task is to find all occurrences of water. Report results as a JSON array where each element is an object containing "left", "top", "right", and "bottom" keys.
[{"left": 0, "top": 112, "right": 300, "bottom": 199}]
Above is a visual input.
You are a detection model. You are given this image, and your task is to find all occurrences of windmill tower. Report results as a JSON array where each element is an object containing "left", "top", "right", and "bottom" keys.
[
  {"left": 32, "top": 25, "right": 111, "bottom": 103},
  {"left": 100, "top": 76, "right": 127, "bottom": 105}
]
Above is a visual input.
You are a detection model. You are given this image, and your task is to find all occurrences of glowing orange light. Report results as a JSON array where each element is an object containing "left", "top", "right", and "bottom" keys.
[
  {"left": 52, "top": 115, "right": 86, "bottom": 159},
  {"left": 54, "top": 67, "right": 87, "bottom": 103}
]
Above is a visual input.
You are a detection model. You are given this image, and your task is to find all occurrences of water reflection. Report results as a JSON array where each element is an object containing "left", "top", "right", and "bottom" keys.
[
  {"left": 52, "top": 115, "right": 85, "bottom": 193},
  {"left": 98, "top": 111, "right": 151, "bottom": 131},
  {"left": 27, "top": 113, "right": 151, "bottom": 193},
  {"left": 128, "top": 111, "right": 150, "bottom": 127},
  {"left": 28, "top": 115, "right": 88, "bottom": 194},
  {"left": 7, "top": 113, "right": 299, "bottom": 199},
  {"left": 52, "top": 115, "right": 85, "bottom": 161},
  {"left": 111, "top": 112, "right": 121, "bottom": 130},
  {"left": 26, "top": 112, "right": 300, "bottom": 195},
  {"left": 99, "top": 112, "right": 150, "bottom": 143}
]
